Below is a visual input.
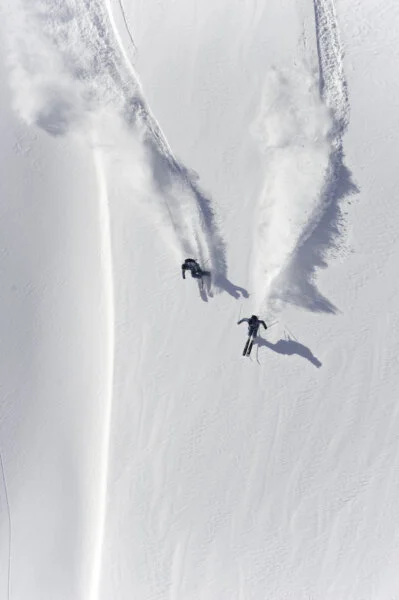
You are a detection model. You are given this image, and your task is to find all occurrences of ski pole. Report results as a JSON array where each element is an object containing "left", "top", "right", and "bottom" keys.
[{"left": 284, "top": 325, "right": 298, "bottom": 341}]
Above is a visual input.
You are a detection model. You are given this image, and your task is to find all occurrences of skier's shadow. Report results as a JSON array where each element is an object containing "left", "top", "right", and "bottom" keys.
[
  {"left": 255, "top": 337, "right": 322, "bottom": 368},
  {"left": 214, "top": 275, "right": 249, "bottom": 299}
]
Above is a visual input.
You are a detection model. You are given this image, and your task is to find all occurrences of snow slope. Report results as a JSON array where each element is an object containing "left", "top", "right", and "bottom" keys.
[{"left": 1, "top": 0, "right": 399, "bottom": 599}]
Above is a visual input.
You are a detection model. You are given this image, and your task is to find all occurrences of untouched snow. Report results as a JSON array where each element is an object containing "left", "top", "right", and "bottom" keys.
[{"left": 1, "top": 0, "right": 399, "bottom": 599}]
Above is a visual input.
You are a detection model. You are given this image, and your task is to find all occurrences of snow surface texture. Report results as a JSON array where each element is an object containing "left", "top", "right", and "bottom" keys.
[{"left": 1, "top": 0, "right": 399, "bottom": 599}]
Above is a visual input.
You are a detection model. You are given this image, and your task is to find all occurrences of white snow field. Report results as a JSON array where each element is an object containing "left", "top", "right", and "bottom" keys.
[{"left": 1, "top": 0, "right": 399, "bottom": 598}]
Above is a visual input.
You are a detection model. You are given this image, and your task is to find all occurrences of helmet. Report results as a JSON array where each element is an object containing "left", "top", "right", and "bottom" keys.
[{"left": 251, "top": 315, "right": 257, "bottom": 320}]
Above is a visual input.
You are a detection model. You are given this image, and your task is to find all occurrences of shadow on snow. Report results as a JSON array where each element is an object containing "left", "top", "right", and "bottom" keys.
[
  {"left": 255, "top": 336, "right": 322, "bottom": 368},
  {"left": 275, "top": 156, "right": 358, "bottom": 314}
]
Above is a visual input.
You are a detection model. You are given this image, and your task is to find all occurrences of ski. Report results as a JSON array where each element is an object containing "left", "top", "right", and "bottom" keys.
[
  {"left": 246, "top": 340, "right": 254, "bottom": 356},
  {"left": 238, "top": 315, "right": 268, "bottom": 357}
]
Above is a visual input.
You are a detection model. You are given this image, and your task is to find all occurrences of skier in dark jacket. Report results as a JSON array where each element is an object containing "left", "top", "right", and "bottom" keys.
[
  {"left": 238, "top": 315, "right": 268, "bottom": 356},
  {"left": 181, "top": 258, "right": 210, "bottom": 280},
  {"left": 237, "top": 315, "right": 267, "bottom": 338}
]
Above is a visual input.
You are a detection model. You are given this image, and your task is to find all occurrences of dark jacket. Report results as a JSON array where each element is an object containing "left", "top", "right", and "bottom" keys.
[
  {"left": 237, "top": 316, "right": 267, "bottom": 336},
  {"left": 182, "top": 259, "right": 201, "bottom": 279}
]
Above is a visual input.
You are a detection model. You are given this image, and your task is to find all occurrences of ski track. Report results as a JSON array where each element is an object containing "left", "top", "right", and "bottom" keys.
[
  {"left": 251, "top": 64, "right": 333, "bottom": 314},
  {"left": 280, "top": 0, "right": 354, "bottom": 312},
  {"left": 89, "top": 147, "right": 115, "bottom": 600},
  {"left": 283, "top": 0, "right": 354, "bottom": 312},
  {"left": 4, "top": 0, "right": 226, "bottom": 283},
  {"left": 2, "top": 2, "right": 227, "bottom": 596},
  {"left": 252, "top": 0, "right": 353, "bottom": 316},
  {"left": 105, "top": 0, "right": 227, "bottom": 283},
  {"left": 0, "top": 446, "right": 11, "bottom": 600},
  {"left": 314, "top": 0, "right": 349, "bottom": 128}
]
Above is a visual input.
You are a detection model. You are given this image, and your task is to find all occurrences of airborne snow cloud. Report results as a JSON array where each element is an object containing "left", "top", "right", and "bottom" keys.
[{"left": 251, "top": 65, "right": 333, "bottom": 313}]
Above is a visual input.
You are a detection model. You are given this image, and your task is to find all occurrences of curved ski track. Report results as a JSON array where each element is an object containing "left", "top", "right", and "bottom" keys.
[
  {"left": 291, "top": 0, "right": 351, "bottom": 255},
  {"left": 263, "top": 0, "right": 354, "bottom": 315},
  {"left": 85, "top": 0, "right": 227, "bottom": 280},
  {"left": 284, "top": 0, "right": 355, "bottom": 312},
  {"left": 104, "top": 0, "right": 227, "bottom": 280}
]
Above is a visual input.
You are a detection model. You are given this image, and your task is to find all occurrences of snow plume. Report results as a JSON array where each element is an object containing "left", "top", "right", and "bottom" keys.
[
  {"left": 278, "top": 0, "right": 354, "bottom": 314},
  {"left": 252, "top": 0, "right": 353, "bottom": 314},
  {"left": 251, "top": 65, "right": 333, "bottom": 312},
  {"left": 3, "top": 0, "right": 226, "bottom": 280},
  {"left": 93, "top": 113, "right": 222, "bottom": 269}
]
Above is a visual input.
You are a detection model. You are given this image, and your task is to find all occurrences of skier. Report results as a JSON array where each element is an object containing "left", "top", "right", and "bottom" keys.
[
  {"left": 237, "top": 315, "right": 267, "bottom": 356},
  {"left": 181, "top": 258, "right": 210, "bottom": 281}
]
